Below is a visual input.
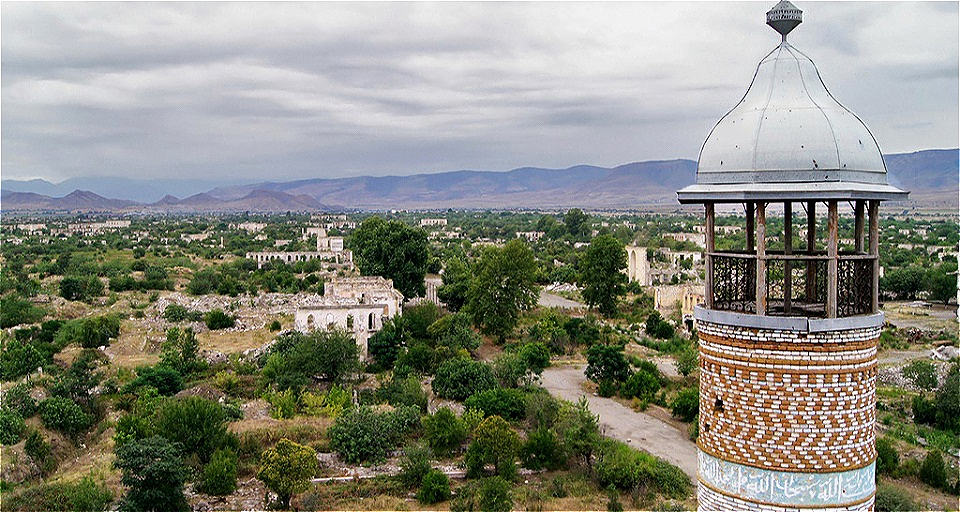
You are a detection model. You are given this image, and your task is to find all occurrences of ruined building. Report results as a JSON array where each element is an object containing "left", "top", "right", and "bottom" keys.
[{"left": 677, "top": 2, "right": 908, "bottom": 510}]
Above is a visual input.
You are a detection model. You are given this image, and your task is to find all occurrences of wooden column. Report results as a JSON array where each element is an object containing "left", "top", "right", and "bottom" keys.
[
  {"left": 784, "top": 202, "right": 793, "bottom": 315},
  {"left": 705, "top": 203, "right": 715, "bottom": 309},
  {"left": 805, "top": 201, "right": 816, "bottom": 303},
  {"left": 746, "top": 202, "right": 755, "bottom": 252},
  {"left": 755, "top": 202, "right": 767, "bottom": 315},
  {"left": 854, "top": 200, "right": 865, "bottom": 253},
  {"left": 826, "top": 200, "right": 839, "bottom": 318},
  {"left": 869, "top": 200, "right": 880, "bottom": 313}
]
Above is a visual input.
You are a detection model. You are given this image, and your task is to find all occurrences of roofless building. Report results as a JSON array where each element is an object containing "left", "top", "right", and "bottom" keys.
[{"left": 677, "top": 2, "right": 908, "bottom": 510}]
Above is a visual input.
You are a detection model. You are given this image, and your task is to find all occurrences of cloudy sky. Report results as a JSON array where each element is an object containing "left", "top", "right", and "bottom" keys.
[{"left": 2, "top": 1, "right": 957, "bottom": 183}]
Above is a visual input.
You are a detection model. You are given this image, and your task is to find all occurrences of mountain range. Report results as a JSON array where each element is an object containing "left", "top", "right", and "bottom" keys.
[{"left": 2, "top": 149, "right": 956, "bottom": 213}]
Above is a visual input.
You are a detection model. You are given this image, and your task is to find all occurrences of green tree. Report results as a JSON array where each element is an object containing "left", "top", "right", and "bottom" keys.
[
  {"left": 564, "top": 208, "right": 590, "bottom": 238},
  {"left": 670, "top": 387, "right": 700, "bottom": 422},
  {"left": 469, "top": 415, "right": 521, "bottom": 478},
  {"left": 919, "top": 450, "right": 948, "bottom": 490},
  {"left": 579, "top": 234, "right": 627, "bottom": 317},
  {"left": 258, "top": 438, "right": 320, "bottom": 509},
  {"left": 925, "top": 262, "right": 958, "bottom": 305},
  {"left": 466, "top": 239, "right": 539, "bottom": 342},
  {"left": 367, "top": 318, "right": 403, "bottom": 370},
  {"left": 437, "top": 257, "right": 471, "bottom": 312},
  {"left": 585, "top": 344, "right": 630, "bottom": 387},
  {"left": 24, "top": 429, "right": 57, "bottom": 476},
  {"left": 432, "top": 358, "right": 498, "bottom": 401},
  {"left": 160, "top": 327, "right": 206, "bottom": 377},
  {"left": 350, "top": 216, "right": 430, "bottom": 298},
  {"left": 621, "top": 370, "right": 660, "bottom": 400},
  {"left": 59, "top": 275, "right": 104, "bottom": 302},
  {"left": 645, "top": 311, "right": 675, "bottom": 339},
  {"left": 880, "top": 266, "right": 926, "bottom": 300},
  {"left": 262, "top": 329, "right": 360, "bottom": 390},
  {"left": 115, "top": 436, "right": 189, "bottom": 512}
]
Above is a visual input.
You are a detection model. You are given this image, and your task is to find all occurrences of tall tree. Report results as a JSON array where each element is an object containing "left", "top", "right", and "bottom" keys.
[
  {"left": 579, "top": 234, "right": 627, "bottom": 317},
  {"left": 466, "top": 239, "right": 539, "bottom": 342},
  {"left": 350, "top": 216, "right": 429, "bottom": 298},
  {"left": 564, "top": 208, "right": 590, "bottom": 237},
  {"left": 437, "top": 257, "right": 471, "bottom": 312}
]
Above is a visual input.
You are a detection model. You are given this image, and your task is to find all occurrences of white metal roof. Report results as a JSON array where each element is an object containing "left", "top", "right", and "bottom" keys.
[{"left": 678, "top": 3, "right": 908, "bottom": 203}]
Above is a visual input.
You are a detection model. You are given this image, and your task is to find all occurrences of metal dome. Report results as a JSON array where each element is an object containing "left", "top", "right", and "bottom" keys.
[{"left": 678, "top": 5, "right": 908, "bottom": 204}]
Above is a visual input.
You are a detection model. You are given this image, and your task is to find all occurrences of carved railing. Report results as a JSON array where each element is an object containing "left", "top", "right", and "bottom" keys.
[{"left": 711, "top": 251, "right": 874, "bottom": 318}]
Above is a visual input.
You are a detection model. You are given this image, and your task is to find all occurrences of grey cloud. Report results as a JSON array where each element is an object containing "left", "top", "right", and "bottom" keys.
[{"left": 1, "top": 2, "right": 957, "bottom": 183}]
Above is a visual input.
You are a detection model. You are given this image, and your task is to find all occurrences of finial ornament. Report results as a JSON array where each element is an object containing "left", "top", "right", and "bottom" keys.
[{"left": 766, "top": 0, "right": 802, "bottom": 41}]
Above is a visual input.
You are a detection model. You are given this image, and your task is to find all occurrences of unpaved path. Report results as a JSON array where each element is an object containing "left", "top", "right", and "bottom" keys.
[{"left": 541, "top": 364, "right": 699, "bottom": 480}]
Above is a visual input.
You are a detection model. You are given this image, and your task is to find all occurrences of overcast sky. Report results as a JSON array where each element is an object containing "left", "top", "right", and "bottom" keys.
[{"left": 2, "top": 1, "right": 957, "bottom": 183}]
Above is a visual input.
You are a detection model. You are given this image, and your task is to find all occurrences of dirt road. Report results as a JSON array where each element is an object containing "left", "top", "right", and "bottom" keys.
[{"left": 541, "top": 364, "right": 699, "bottom": 480}]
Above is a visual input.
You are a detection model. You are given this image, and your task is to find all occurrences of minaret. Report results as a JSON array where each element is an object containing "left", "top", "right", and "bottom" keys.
[{"left": 677, "top": 3, "right": 908, "bottom": 511}]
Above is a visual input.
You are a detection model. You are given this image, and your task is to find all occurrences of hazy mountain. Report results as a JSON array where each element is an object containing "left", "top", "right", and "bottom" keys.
[
  {"left": 1, "top": 149, "right": 955, "bottom": 212},
  {"left": 0, "top": 176, "right": 257, "bottom": 203}
]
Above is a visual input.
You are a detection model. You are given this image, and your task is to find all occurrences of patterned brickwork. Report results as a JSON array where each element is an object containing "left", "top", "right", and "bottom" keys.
[
  {"left": 697, "top": 320, "right": 880, "bottom": 472},
  {"left": 698, "top": 480, "right": 874, "bottom": 512}
]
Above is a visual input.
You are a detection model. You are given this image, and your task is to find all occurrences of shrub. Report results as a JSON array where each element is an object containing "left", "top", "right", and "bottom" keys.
[
  {"left": 670, "top": 387, "right": 699, "bottom": 422},
  {"left": 876, "top": 437, "right": 899, "bottom": 475},
  {"left": 24, "top": 429, "right": 57, "bottom": 476},
  {"left": 520, "top": 428, "right": 566, "bottom": 471},
  {"left": 902, "top": 360, "right": 938, "bottom": 391},
  {"left": 299, "top": 385, "right": 350, "bottom": 418},
  {"left": 0, "top": 407, "right": 26, "bottom": 445},
  {"left": 465, "top": 388, "right": 527, "bottom": 421},
  {"left": 198, "top": 448, "right": 239, "bottom": 496},
  {"left": 114, "top": 412, "right": 156, "bottom": 449},
  {"left": 934, "top": 364, "right": 959, "bottom": 432},
  {"left": 477, "top": 476, "right": 513, "bottom": 512},
  {"left": 645, "top": 311, "right": 674, "bottom": 339},
  {"left": 4, "top": 383, "right": 38, "bottom": 417},
  {"left": 269, "top": 320, "right": 282, "bottom": 331},
  {"left": 5, "top": 474, "right": 113, "bottom": 512},
  {"left": 423, "top": 407, "right": 467, "bottom": 456},
  {"left": 0, "top": 338, "right": 47, "bottom": 381},
  {"left": 155, "top": 396, "right": 233, "bottom": 464},
  {"left": 595, "top": 438, "right": 656, "bottom": 491},
  {"left": 874, "top": 481, "right": 917, "bottom": 512},
  {"left": 39, "top": 397, "right": 93, "bottom": 438},
  {"left": 525, "top": 390, "right": 560, "bottom": 430},
  {"left": 397, "top": 444, "right": 433, "bottom": 488},
  {"left": 328, "top": 406, "right": 394, "bottom": 464},
  {"left": 0, "top": 295, "right": 45, "bottom": 328},
  {"left": 621, "top": 369, "right": 660, "bottom": 400},
  {"left": 377, "top": 375, "right": 428, "bottom": 413},
  {"left": 912, "top": 395, "right": 937, "bottom": 425},
  {"left": 266, "top": 389, "right": 299, "bottom": 419},
  {"left": 59, "top": 275, "right": 104, "bottom": 302},
  {"left": 675, "top": 345, "right": 698, "bottom": 377},
  {"left": 432, "top": 358, "right": 498, "bottom": 401},
  {"left": 492, "top": 351, "right": 529, "bottom": 388},
  {"left": 205, "top": 309, "right": 235, "bottom": 330},
  {"left": 163, "top": 304, "right": 189, "bottom": 322},
  {"left": 919, "top": 450, "right": 948, "bottom": 490},
  {"left": 125, "top": 364, "right": 184, "bottom": 396},
  {"left": 417, "top": 469, "right": 451, "bottom": 504},
  {"left": 519, "top": 342, "right": 551, "bottom": 374}
]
